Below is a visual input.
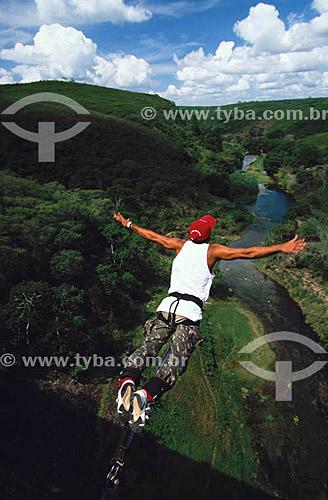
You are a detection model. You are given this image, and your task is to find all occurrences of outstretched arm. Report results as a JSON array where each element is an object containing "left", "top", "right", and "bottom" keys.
[
  {"left": 212, "top": 235, "right": 306, "bottom": 261},
  {"left": 113, "top": 213, "right": 185, "bottom": 252}
]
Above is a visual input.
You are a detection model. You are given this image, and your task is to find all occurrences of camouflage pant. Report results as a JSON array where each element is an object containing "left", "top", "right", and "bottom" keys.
[{"left": 125, "top": 315, "right": 203, "bottom": 388}]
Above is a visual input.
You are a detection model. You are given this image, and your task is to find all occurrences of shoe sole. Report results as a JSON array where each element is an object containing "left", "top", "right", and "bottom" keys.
[
  {"left": 118, "top": 385, "right": 133, "bottom": 424},
  {"left": 129, "top": 394, "right": 146, "bottom": 433}
]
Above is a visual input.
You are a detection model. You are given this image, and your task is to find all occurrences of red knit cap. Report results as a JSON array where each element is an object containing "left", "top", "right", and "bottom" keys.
[{"left": 189, "top": 215, "right": 216, "bottom": 242}]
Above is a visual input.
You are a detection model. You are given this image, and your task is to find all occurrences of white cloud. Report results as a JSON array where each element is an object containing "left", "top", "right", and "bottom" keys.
[
  {"left": 0, "top": 0, "right": 221, "bottom": 27},
  {"left": 312, "top": 0, "right": 328, "bottom": 14},
  {"left": 0, "top": 29, "right": 33, "bottom": 49},
  {"left": 1, "top": 24, "right": 96, "bottom": 80},
  {"left": 215, "top": 41, "right": 234, "bottom": 61},
  {"left": 226, "top": 75, "right": 250, "bottom": 92},
  {"left": 234, "top": 2, "right": 328, "bottom": 54},
  {"left": 148, "top": 0, "right": 219, "bottom": 18},
  {"left": 0, "top": 68, "right": 14, "bottom": 84},
  {"left": 234, "top": 3, "right": 286, "bottom": 54},
  {"left": 287, "top": 12, "right": 305, "bottom": 28},
  {"left": 0, "top": 2, "right": 39, "bottom": 28},
  {"left": 0, "top": 0, "right": 151, "bottom": 27},
  {"left": 161, "top": 2, "right": 328, "bottom": 104},
  {"left": 92, "top": 54, "right": 151, "bottom": 87},
  {"left": 0, "top": 24, "right": 152, "bottom": 89},
  {"left": 35, "top": 0, "right": 152, "bottom": 24}
]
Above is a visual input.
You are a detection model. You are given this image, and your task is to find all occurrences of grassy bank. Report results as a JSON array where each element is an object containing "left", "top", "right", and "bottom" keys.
[{"left": 255, "top": 258, "right": 328, "bottom": 347}]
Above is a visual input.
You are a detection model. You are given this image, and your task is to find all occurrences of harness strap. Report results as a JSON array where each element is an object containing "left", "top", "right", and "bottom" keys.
[
  {"left": 169, "top": 292, "right": 203, "bottom": 310},
  {"left": 158, "top": 312, "right": 200, "bottom": 327},
  {"left": 167, "top": 297, "right": 180, "bottom": 329}
]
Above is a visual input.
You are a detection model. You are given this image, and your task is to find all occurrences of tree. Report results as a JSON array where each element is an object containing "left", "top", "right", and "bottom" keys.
[
  {"left": 203, "top": 128, "right": 223, "bottom": 153},
  {"left": 296, "top": 145, "right": 322, "bottom": 168},
  {"left": 52, "top": 284, "right": 85, "bottom": 338},
  {"left": 50, "top": 250, "right": 85, "bottom": 280},
  {"left": 264, "top": 151, "right": 284, "bottom": 176},
  {"left": 4, "top": 281, "right": 52, "bottom": 346},
  {"left": 228, "top": 172, "right": 259, "bottom": 202}
]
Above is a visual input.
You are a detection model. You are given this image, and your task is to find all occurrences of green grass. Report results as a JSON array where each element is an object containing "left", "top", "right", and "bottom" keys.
[
  {"left": 255, "top": 260, "right": 328, "bottom": 347},
  {"left": 0, "top": 80, "right": 172, "bottom": 121}
]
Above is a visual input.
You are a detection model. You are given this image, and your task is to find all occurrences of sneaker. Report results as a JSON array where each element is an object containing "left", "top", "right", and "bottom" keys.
[
  {"left": 116, "top": 379, "right": 135, "bottom": 424},
  {"left": 129, "top": 389, "right": 151, "bottom": 433}
]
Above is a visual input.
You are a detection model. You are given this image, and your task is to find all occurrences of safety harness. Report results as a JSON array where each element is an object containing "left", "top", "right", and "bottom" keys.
[{"left": 159, "top": 291, "right": 203, "bottom": 328}]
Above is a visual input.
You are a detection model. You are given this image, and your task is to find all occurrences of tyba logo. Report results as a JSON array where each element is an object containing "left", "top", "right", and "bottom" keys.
[
  {"left": 239, "top": 331, "right": 327, "bottom": 401},
  {"left": 1, "top": 92, "right": 91, "bottom": 162}
]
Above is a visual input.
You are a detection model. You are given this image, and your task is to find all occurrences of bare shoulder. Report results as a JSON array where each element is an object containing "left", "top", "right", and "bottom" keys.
[
  {"left": 209, "top": 243, "right": 225, "bottom": 253},
  {"left": 175, "top": 239, "right": 187, "bottom": 254},
  {"left": 208, "top": 243, "right": 230, "bottom": 259}
]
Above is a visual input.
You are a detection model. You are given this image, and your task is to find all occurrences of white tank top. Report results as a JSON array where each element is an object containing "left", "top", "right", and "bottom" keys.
[{"left": 156, "top": 241, "right": 215, "bottom": 321}]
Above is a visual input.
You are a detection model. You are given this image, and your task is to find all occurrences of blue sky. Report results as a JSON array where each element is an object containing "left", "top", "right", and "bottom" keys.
[{"left": 1, "top": 0, "right": 328, "bottom": 105}]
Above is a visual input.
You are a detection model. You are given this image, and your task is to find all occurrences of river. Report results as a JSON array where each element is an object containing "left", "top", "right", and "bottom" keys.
[
  {"left": 242, "top": 154, "right": 258, "bottom": 172},
  {"left": 219, "top": 180, "right": 328, "bottom": 500}
]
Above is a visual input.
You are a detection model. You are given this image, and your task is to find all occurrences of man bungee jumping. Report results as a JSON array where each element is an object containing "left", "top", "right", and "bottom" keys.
[{"left": 113, "top": 212, "right": 306, "bottom": 433}]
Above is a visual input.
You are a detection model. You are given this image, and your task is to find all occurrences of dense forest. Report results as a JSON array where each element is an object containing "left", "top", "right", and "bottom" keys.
[{"left": 1, "top": 82, "right": 327, "bottom": 500}]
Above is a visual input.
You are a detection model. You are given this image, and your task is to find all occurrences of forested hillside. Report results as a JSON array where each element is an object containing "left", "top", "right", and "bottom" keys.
[{"left": 0, "top": 81, "right": 251, "bottom": 364}]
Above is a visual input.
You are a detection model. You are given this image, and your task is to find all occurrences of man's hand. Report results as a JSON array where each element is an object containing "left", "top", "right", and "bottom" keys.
[
  {"left": 281, "top": 235, "right": 306, "bottom": 254},
  {"left": 113, "top": 212, "right": 130, "bottom": 228}
]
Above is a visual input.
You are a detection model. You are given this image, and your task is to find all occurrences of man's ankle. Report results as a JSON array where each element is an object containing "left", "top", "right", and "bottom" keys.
[
  {"left": 142, "top": 376, "right": 169, "bottom": 402},
  {"left": 119, "top": 377, "right": 135, "bottom": 388},
  {"left": 119, "top": 366, "right": 141, "bottom": 387}
]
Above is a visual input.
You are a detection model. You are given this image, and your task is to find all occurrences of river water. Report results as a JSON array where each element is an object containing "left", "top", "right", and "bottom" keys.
[
  {"left": 219, "top": 181, "right": 328, "bottom": 500},
  {"left": 242, "top": 154, "right": 258, "bottom": 172}
]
